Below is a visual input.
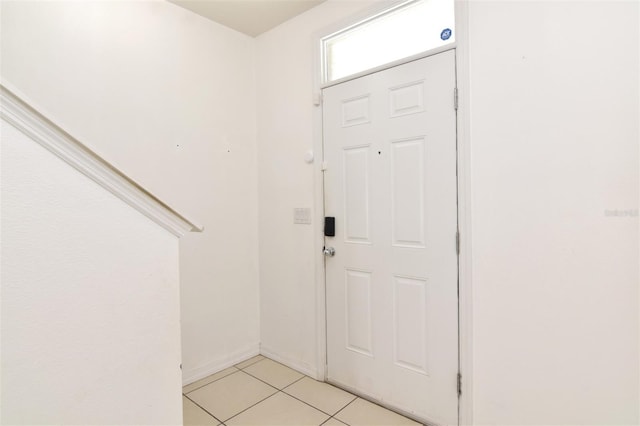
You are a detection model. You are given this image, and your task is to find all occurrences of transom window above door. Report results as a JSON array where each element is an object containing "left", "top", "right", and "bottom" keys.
[{"left": 320, "top": 0, "right": 455, "bottom": 84}]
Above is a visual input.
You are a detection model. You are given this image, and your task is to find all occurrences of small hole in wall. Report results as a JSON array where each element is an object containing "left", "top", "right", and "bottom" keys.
[{"left": 378, "top": 151, "right": 381, "bottom": 155}]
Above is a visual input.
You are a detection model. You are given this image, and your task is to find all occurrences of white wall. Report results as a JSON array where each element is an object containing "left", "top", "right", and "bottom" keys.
[
  {"left": 1, "top": 118, "right": 182, "bottom": 424},
  {"left": 0, "top": 0, "right": 260, "bottom": 383},
  {"left": 255, "top": 0, "right": 383, "bottom": 376},
  {"left": 256, "top": 0, "right": 639, "bottom": 424},
  {"left": 3, "top": 0, "right": 637, "bottom": 422},
  {"left": 468, "top": 2, "right": 639, "bottom": 424}
]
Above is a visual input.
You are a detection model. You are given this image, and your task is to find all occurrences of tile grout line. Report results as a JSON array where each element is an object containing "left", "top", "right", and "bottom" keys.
[
  {"left": 275, "top": 373, "right": 358, "bottom": 420},
  {"left": 332, "top": 396, "right": 359, "bottom": 421},
  {"left": 277, "top": 370, "right": 359, "bottom": 422},
  {"left": 183, "top": 393, "right": 224, "bottom": 425},
  {"left": 321, "top": 413, "right": 353, "bottom": 426},
  {"left": 280, "top": 374, "right": 306, "bottom": 390},
  {"left": 183, "top": 362, "right": 301, "bottom": 425},
  {"left": 239, "top": 365, "right": 304, "bottom": 393},
  {"left": 221, "top": 389, "right": 281, "bottom": 424},
  {"left": 320, "top": 416, "right": 342, "bottom": 426},
  {"left": 231, "top": 369, "right": 338, "bottom": 421},
  {"left": 341, "top": 394, "right": 424, "bottom": 425},
  {"left": 183, "top": 356, "right": 374, "bottom": 426},
  {"left": 245, "top": 357, "right": 298, "bottom": 375},
  {"left": 183, "top": 367, "right": 241, "bottom": 395},
  {"left": 219, "top": 371, "right": 325, "bottom": 424},
  {"left": 334, "top": 396, "right": 423, "bottom": 426},
  {"left": 236, "top": 356, "right": 267, "bottom": 370},
  {"left": 281, "top": 386, "right": 349, "bottom": 418},
  {"left": 223, "top": 387, "right": 335, "bottom": 426},
  {"left": 185, "top": 368, "right": 280, "bottom": 424},
  {"left": 183, "top": 355, "right": 265, "bottom": 395}
]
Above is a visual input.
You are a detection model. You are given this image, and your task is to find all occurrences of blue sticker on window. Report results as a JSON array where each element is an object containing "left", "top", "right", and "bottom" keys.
[{"left": 440, "top": 28, "right": 452, "bottom": 41}]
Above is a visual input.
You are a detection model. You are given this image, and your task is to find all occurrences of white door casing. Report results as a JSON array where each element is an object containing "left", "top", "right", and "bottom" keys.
[{"left": 323, "top": 50, "right": 458, "bottom": 425}]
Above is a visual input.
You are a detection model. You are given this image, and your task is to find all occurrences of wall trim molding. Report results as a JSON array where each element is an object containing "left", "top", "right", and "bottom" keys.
[
  {"left": 182, "top": 343, "right": 260, "bottom": 386},
  {"left": 453, "top": 2, "right": 473, "bottom": 423},
  {"left": 259, "top": 346, "right": 318, "bottom": 379},
  {"left": 0, "top": 84, "right": 203, "bottom": 237}
]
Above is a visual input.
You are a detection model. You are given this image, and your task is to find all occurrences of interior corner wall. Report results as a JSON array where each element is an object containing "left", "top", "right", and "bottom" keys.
[
  {"left": 255, "top": 0, "right": 384, "bottom": 377},
  {"left": 256, "top": 0, "right": 640, "bottom": 424},
  {"left": 0, "top": 0, "right": 260, "bottom": 384},
  {"left": 468, "top": 1, "right": 639, "bottom": 424}
]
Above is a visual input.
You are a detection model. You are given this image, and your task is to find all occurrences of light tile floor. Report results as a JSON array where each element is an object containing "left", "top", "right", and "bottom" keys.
[{"left": 183, "top": 355, "right": 422, "bottom": 426}]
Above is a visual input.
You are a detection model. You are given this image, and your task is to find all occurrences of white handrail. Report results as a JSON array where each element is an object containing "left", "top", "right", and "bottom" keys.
[{"left": 0, "top": 84, "right": 204, "bottom": 237}]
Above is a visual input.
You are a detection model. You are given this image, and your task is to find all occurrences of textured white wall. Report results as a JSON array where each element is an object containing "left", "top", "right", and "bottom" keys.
[
  {"left": 3, "top": 0, "right": 637, "bottom": 422},
  {"left": 468, "top": 2, "right": 639, "bottom": 424},
  {"left": 0, "top": 0, "right": 260, "bottom": 383},
  {"left": 256, "top": 0, "right": 639, "bottom": 424},
  {"left": 1, "top": 118, "right": 182, "bottom": 424},
  {"left": 255, "top": 0, "right": 382, "bottom": 377}
]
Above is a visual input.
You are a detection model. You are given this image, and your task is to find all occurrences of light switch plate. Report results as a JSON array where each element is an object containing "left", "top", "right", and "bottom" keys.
[{"left": 294, "top": 208, "right": 311, "bottom": 224}]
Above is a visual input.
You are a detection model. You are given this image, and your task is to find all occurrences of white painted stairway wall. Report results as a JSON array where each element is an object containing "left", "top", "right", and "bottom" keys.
[{"left": 0, "top": 86, "right": 201, "bottom": 424}]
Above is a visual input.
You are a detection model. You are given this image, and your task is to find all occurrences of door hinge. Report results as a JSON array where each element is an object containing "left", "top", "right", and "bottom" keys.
[
  {"left": 453, "top": 88, "right": 458, "bottom": 111},
  {"left": 313, "top": 92, "right": 323, "bottom": 106},
  {"left": 457, "top": 372, "right": 462, "bottom": 397},
  {"left": 456, "top": 230, "right": 460, "bottom": 255}
]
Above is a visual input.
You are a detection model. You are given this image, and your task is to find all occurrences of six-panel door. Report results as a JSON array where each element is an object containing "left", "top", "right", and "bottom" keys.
[{"left": 323, "top": 50, "right": 458, "bottom": 425}]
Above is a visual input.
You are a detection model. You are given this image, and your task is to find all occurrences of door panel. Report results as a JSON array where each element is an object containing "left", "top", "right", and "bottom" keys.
[{"left": 323, "top": 50, "right": 458, "bottom": 425}]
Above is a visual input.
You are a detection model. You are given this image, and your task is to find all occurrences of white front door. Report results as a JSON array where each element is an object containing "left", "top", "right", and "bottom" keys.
[{"left": 323, "top": 50, "right": 458, "bottom": 425}]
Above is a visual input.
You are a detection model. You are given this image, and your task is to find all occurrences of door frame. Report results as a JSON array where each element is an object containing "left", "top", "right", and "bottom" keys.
[{"left": 311, "top": 2, "right": 472, "bottom": 424}]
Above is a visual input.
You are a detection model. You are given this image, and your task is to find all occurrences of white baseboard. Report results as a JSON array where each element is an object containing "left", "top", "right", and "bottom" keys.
[
  {"left": 259, "top": 346, "right": 319, "bottom": 380},
  {"left": 182, "top": 343, "right": 260, "bottom": 386}
]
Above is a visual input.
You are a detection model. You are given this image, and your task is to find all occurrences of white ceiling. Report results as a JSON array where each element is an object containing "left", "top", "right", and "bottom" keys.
[{"left": 168, "top": 0, "right": 327, "bottom": 37}]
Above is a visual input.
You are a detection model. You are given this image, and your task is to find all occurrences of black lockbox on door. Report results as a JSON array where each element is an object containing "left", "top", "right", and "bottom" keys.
[{"left": 324, "top": 217, "right": 335, "bottom": 237}]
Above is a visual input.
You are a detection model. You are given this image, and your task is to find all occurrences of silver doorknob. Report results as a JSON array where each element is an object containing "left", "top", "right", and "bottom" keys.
[{"left": 323, "top": 247, "right": 336, "bottom": 257}]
